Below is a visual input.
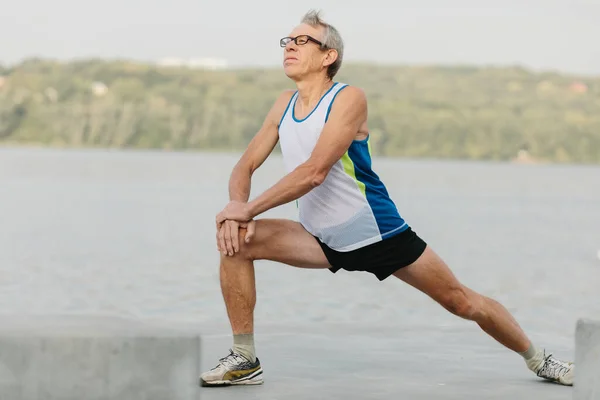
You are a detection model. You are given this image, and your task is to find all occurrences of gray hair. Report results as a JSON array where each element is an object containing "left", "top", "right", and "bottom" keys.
[{"left": 301, "top": 10, "right": 344, "bottom": 79}]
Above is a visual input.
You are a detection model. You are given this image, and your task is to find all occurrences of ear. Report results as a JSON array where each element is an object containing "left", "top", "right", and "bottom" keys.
[{"left": 322, "top": 49, "right": 338, "bottom": 68}]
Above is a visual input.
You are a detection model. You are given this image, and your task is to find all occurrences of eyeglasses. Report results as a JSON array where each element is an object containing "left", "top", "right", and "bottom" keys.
[{"left": 280, "top": 35, "right": 327, "bottom": 49}]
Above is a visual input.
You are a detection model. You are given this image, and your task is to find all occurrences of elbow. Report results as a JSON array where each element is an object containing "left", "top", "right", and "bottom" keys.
[
  {"left": 308, "top": 167, "right": 327, "bottom": 188},
  {"left": 299, "top": 161, "right": 329, "bottom": 189}
]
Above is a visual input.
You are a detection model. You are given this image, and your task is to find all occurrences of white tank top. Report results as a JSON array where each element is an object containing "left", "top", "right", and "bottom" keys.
[{"left": 277, "top": 82, "right": 408, "bottom": 252}]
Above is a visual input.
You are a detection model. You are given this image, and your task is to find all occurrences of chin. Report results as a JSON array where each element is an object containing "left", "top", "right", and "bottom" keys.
[{"left": 283, "top": 66, "right": 301, "bottom": 80}]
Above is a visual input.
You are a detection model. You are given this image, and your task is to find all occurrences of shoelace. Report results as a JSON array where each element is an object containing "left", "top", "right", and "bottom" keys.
[
  {"left": 537, "top": 353, "right": 571, "bottom": 379},
  {"left": 211, "top": 350, "right": 247, "bottom": 370}
]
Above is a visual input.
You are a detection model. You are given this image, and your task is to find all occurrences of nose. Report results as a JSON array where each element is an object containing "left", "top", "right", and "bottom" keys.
[
  {"left": 285, "top": 39, "right": 298, "bottom": 51},
  {"left": 285, "top": 46, "right": 298, "bottom": 58}
]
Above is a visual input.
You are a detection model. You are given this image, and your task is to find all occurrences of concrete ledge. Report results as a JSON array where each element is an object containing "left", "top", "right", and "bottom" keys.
[
  {"left": 575, "top": 318, "right": 600, "bottom": 400},
  {"left": 0, "top": 315, "right": 201, "bottom": 400}
]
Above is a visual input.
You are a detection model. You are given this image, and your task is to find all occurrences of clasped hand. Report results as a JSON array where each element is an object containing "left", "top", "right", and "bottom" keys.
[{"left": 215, "top": 200, "right": 256, "bottom": 256}]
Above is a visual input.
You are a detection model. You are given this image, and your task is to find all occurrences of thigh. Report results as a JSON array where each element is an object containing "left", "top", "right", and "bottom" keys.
[
  {"left": 392, "top": 245, "right": 463, "bottom": 300},
  {"left": 243, "top": 218, "right": 331, "bottom": 269}
]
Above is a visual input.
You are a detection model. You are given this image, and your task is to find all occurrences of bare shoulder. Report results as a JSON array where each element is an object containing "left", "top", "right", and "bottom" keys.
[
  {"left": 275, "top": 89, "right": 296, "bottom": 113},
  {"left": 327, "top": 85, "right": 368, "bottom": 121},
  {"left": 278, "top": 89, "right": 297, "bottom": 102},
  {"left": 336, "top": 85, "right": 367, "bottom": 105},
  {"left": 266, "top": 89, "right": 296, "bottom": 125},
  {"left": 339, "top": 85, "right": 367, "bottom": 99}
]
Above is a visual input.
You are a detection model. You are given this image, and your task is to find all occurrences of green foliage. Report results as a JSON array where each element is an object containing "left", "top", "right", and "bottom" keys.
[{"left": 0, "top": 58, "right": 598, "bottom": 163}]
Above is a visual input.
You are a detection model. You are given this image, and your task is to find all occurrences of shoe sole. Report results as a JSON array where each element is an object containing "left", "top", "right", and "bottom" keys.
[
  {"left": 200, "top": 369, "right": 263, "bottom": 387},
  {"left": 539, "top": 377, "right": 573, "bottom": 386}
]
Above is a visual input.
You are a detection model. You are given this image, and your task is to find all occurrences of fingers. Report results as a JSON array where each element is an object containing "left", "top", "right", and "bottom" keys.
[
  {"left": 215, "top": 218, "right": 252, "bottom": 256},
  {"left": 224, "top": 222, "right": 234, "bottom": 256},
  {"left": 231, "top": 221, "right": 240, "bottom": 254},
  {"left": 218, "top": 223, "right": 227, "bottom": 255},
  {"left": 215, "top": 217, "right": 224, "bottom": 253},
  {"left": 217, "top": 224, "right": 223, "bottom": 253},
  {"left": 245, "top": 220, "right": 256, "bottom": 243}
]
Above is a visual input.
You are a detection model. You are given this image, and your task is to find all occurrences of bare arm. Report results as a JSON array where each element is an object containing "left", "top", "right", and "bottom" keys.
[
  {"left": 228, "top": 90, "right": 295, "bottom": 202},
  {"left": 246, "top": 86, "right": 368, "bottom": 219},
  {"left": 217, "top": 90, "right": 295, "bottom": 255}
]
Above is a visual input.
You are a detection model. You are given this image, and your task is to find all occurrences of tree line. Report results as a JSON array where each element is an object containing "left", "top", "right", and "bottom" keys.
[{"left": 0, "top": 58, "right": 598, "bottom": 163}]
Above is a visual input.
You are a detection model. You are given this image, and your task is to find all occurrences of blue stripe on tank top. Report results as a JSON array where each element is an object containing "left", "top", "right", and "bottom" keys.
[
  {"left": 278, "top": 91, "right": 297, "bottom": 128},
  {"left": 347, "top": 138, "right": 408, "bottom": 237},
  {"left": 325, "top": 84, "right": 348, "bottom": 122}
]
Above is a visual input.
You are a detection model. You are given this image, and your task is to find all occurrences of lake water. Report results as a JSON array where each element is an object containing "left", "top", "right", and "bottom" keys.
[{"left": 0, "top": 147, "right": 599, "bottom": 351}]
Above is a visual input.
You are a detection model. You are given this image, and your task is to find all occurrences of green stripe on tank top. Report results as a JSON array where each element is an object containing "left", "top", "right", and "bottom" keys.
[{"left": 341, "top": 152, "right": 367, "bottom": 197}]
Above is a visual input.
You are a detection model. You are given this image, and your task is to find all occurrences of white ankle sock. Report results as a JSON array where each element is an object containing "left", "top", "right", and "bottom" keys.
[
  {"left": 519, "top": 344, "right": 544, "bottom": 371},
  {"left": 233, "top": 333, "right": 256, "bottom": 363}
]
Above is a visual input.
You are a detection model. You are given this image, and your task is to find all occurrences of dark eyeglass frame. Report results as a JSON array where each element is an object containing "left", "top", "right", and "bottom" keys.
[{"left": 280, "top": 35, "right": 327, "bottom": 49}]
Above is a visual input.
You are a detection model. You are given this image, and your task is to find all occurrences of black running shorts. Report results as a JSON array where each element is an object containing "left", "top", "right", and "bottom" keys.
[{"left": 314, "top": 227, "right": 427, "bottom": 281}]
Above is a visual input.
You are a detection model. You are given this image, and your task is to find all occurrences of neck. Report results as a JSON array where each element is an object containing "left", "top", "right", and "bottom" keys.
[{"left": 295, "top": 74, "right": 334, "bottom": 108}]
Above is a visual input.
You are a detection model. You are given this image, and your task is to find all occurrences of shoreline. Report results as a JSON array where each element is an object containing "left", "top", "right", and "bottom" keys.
[{"left": 3, "top": 143, "right": 599, "bottom": 168}]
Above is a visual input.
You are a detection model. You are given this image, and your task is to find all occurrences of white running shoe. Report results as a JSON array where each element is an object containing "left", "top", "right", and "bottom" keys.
[
  {"left": 531, "top": 351, "right": 574, "bottom": 386},
  {"left": 200, "top": 349, "right": 263, "bottom": 387}
]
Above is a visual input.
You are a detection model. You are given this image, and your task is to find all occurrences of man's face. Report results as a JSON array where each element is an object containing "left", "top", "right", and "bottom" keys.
[{"left": 281, "top": 23, "right": 330, "bottom": 80}]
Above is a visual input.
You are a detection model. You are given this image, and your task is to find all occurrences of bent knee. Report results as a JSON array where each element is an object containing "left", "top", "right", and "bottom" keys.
[
  {"left": 220, "top": 226, "right": 262, "bottom": 262},
  {"left": 219, "top": 218, "right": 306, "bottom": 264},
  {"left": 439, "top": 288, "right": 477, "bottom": 319}
]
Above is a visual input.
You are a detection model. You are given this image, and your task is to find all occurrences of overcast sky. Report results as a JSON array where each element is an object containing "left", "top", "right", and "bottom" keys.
[{"left": 1, "top": 0, "right": 598, "bottom": 75}]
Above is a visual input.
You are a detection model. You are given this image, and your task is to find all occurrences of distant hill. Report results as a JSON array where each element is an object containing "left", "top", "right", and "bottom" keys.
[{"left": 0, "top": 59, "right": 598, "bottom": 164}]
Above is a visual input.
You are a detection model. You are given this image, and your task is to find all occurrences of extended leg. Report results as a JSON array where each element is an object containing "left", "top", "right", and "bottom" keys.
[
  {"left": 393, "top": 246, "right": 529, "bottom": 352},
  {"left": 393, "top": 246, "right": 574, "bottom": 385}
]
